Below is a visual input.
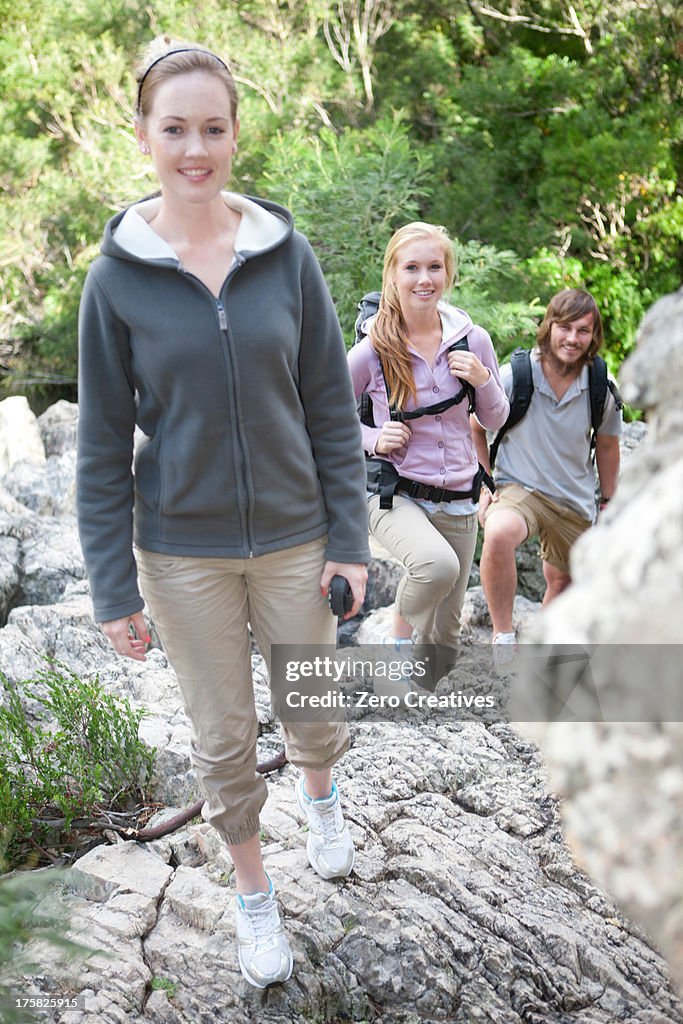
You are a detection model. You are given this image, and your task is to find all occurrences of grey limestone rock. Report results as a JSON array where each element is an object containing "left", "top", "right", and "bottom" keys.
[
  {"left": 363, "top": 536, "right": 404, "bottom": 612},
  {"left": 0, "top": 534, "right": 20, "bottom": 624},
  {"left": 0, "top": 482, "right": 38, "bottom": 541},
  {"left": 38, "top": 399, "right": 79, "bottom": 457},
  {"left": 5, "top": 389, "right": 681, "bottom": 1023},
  {"left": 521, "top": 286, "right": 683, "bottom": 993},
  {"left": 18, "top": 515, "right": 86, "bottom": 606},
  {"left": 13, "top": 724, "right": 683, "bottom": 1023},
  {"left": 0, "top": 399, "right": 81, "bottom": 609},
  {"left": 3, "top": 451, "right": 76, "bottom": 517},
  {"left": 0, "top": 395, "right": 46, "bottom": 474},
  {"left": 358, "top": 584, "right": 540, "bottom": 650}
]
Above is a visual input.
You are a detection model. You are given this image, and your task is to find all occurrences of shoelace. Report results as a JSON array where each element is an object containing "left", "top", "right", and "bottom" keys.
[
  {"left": 309, "top": 800, "right": 345, "bottom": 847},
  {"left": 242, "top": 900, "right": 280, "bottom": 948}
]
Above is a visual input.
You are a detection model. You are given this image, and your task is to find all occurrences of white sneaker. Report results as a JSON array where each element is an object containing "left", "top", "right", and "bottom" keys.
[
  {"left": 295, "top": 777, "right": 355, "bottom": 879},
  {"left": 492, "top": 632, "right": 518, "bottom": 677},
  {"left": 235, "top": 877, "right": 293, "bottom": 988},
  {"left": 375, "top": 636, "right": 417, "bottom": 698}
]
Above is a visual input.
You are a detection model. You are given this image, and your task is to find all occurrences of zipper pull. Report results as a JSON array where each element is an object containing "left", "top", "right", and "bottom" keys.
[{"left": 216, "top": 300, "right": 228, "bottom": 331}]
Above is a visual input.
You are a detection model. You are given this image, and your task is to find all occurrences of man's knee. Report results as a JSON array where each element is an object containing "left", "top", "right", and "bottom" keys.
[{"left": 483, "top": 509, "right": 528, "bottom": 553}]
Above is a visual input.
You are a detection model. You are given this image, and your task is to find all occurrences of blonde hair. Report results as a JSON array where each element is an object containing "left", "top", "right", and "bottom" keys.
[
  {"left": 537, "top": 288, "right": 604, "bottom": 366},
  {"left": 370, "top": 223, "right": 455, "bottom": 409},
  {"left": 135, "top": 35, "right": 238, "bottom": 122}
]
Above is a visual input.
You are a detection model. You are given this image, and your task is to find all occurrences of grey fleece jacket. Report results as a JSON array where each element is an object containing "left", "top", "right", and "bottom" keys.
[{"left": 77, "top": 192, "right": 370, "bottom": 622}]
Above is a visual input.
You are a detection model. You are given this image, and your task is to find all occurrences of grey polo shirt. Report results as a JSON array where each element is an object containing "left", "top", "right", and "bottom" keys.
[{"left": 493, "top": 348, "right": 622, "bottom": 522}]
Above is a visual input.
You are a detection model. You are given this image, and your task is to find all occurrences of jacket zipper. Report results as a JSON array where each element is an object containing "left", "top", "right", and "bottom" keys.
[
  {"left": 215, "top": 296, "right": 254, "bottom": 558},
  {"left": 177, "top": 261, "right": 254, "bottom": 558}
]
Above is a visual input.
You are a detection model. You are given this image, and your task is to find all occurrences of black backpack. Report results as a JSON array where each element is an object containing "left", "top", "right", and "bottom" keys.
[
  {"left": 488, "top": 347, "right": 623, "bottom": 469},
  {"left": 353, "top": 291, "right": 476, "bottom": 427}
]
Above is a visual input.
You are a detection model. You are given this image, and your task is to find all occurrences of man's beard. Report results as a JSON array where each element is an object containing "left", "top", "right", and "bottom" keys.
[{"left": 542, "top": 346, "right": 591, "bottom": 378}]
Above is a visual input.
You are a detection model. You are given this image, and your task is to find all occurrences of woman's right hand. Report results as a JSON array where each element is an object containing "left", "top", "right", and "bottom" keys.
[
  {"left": 375, "top": 420, "right": 411, "bottom": 455},
  {"left": 100, "top": 611, "right": 151, "bottom": 662}
]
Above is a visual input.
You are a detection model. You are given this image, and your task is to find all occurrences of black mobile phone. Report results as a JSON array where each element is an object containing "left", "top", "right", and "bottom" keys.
[{"left": 328, "top": 575, "right": 353, "bottom": 617}]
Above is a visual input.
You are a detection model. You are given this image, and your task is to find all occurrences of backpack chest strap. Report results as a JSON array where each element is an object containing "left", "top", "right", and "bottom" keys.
[{"left": 390, "top": 384, "right": 470, "bottom": 421}]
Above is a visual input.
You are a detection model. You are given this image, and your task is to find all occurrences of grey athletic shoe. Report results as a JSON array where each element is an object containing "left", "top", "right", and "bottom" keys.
[
  {"left": 492, "top": 632, "right": 518, "bottom": 677},
  {"left": 296, "top": 777, "right": 355, "bottom": 879},
  {"left": 235, "top": 877, "right": 293, "bottom": 988}
]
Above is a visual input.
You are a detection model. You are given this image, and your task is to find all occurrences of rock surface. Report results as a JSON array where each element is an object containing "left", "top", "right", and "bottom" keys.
[
  {"left": 0, "top": 395, "right": 46, "bottom": 475},
  {"left": 1, "top": 381, "right": 681, "bottom": 1022},
  {"left": 15, "top": 723, "right": 683, "bottom": 1023},
  {"left": 521, "top": 286, "right": 683, "bottom": 994}
]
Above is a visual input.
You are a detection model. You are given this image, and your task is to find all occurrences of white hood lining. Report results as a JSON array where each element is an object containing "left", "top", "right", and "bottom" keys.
[
  {"left": 113, "top": 192, "right": 289, "bottom": 262},
  {"left": 362, "top": 301, "right": 473, "bottom": 344}
]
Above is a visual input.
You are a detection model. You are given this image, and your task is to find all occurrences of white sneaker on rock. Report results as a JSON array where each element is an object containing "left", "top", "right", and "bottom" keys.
[
  {"left": 374, "top": 636, "right": 418, "bottom": 698},
  {"left": 295, "top": 777, "right": 355, "bottom": 879},
  {"left": 492, "top": 632, "right": 518, "bottom": 677},
  {"left": 235, "top": 877, "right": 293, "bottom": 989}
]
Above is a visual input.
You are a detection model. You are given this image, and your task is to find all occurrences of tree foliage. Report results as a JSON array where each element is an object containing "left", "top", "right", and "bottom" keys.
[{"left": 0, "top": 0, "right": 680, "bottom": 400}]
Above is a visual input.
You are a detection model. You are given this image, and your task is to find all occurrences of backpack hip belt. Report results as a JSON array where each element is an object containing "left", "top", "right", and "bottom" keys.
[{"left": 367, "top": 458, "right": 494, "bottom": 510}]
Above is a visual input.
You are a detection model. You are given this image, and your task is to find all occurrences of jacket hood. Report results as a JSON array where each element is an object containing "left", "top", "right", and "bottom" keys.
[
  {"left": 101, "top": 192, "right": 293, "bottom": 264},
  {"left": 436, "top": 301, "right": 474, "bottom": 342},
  {"left": 361, "top": 300, "right": 474, "bottom": 346}
]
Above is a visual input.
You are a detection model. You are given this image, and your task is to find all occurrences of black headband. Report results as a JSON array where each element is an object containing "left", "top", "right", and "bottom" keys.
[{"left": 136, "top": 48, "right": 230, "bottom": 113}]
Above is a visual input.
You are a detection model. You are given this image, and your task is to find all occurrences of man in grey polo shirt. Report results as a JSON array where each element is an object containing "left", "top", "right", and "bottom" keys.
[{"left": 471, "top": 289, "right": 622, "bottom": 668}]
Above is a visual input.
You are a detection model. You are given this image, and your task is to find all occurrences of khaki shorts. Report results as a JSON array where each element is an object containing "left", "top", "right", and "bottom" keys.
[{"left": 485, "top": 483, "right": 592, "bottom": 574}]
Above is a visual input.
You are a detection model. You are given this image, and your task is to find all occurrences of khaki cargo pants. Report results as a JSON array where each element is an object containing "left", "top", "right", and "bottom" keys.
[{"left": 137, "top": 537, "right": 348, "bottom": 846}]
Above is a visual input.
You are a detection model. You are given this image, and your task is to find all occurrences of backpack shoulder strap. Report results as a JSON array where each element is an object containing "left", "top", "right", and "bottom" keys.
[
  {"left": 355, "top": 291, "right": 383, "bottom": 429},
  {"left": 382, "top": 334, "right": 476, "bottom": 422},
  {"left": 588, "top": 355, "right": 623, "bottom": 452},
  {"left": 447, "top": 335, "right": 476, "bottom": 414},
  {"left": 588, "top": 355, "right": 607, "bottom": 438},
  {"left": 489, "top": 347, "right": 533, "bottom": 469}
]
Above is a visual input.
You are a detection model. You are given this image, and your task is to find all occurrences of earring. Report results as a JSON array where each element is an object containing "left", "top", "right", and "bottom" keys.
[{"left": 140, "top": 145, "right": 150, "bottom": 155}]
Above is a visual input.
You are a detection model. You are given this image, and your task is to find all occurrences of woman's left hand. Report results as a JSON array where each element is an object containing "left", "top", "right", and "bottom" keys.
[
  {"left": 447, "top": 350, "right": 490, "bottom": 388},
  {"left": 320, "top": 561, "right": 368, "bottom": 619}
]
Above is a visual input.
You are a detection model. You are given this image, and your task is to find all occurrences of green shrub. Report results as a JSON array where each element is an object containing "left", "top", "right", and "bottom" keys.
[
  {"left": 0, "top": 664, "right": 155, "bottom": 870},
  {"left": 450, "top": 239, "right": 542, "bottom": 359},
  {"left": 259, "top": 115, "right": 433, "bottom": 339}
]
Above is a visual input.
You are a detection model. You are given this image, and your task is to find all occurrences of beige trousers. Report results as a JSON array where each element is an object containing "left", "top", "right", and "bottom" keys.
[
  {"left": 136, "top": 537, "right": 349, "bottom": 845},
  {"left": 368, "top": 493, "right": 478, "bottom": 649}
]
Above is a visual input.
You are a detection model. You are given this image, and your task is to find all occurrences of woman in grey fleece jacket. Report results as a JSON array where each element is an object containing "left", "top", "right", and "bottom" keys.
[{"left": 76, "top": 37, "right": 369, "bottom": 990}]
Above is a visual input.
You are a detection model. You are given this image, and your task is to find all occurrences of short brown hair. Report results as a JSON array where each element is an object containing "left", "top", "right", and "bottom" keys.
[
  {"left": 135, "top": 36, "right": 238, "bottom": 122},
  {"left": 537, "top": 289, "right": 604, "bottom": 364}
]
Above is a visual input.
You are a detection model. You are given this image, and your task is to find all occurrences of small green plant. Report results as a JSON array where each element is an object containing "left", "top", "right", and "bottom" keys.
[
  {"left": 0, "top": 663, "right": 156, "bottom": 869},
  {"left": 150, "top": 976, "right": 177, "bottom": 999},
  {"left": 343, "top": 913, "right": 358, "bottom": 934}
]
